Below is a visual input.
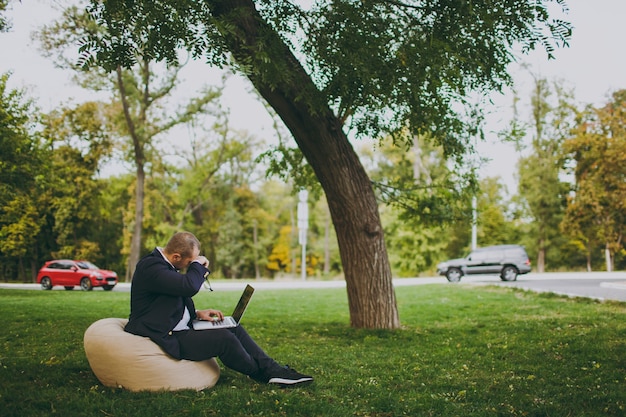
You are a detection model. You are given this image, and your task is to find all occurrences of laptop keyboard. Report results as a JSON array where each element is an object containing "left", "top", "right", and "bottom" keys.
[{"left": 212, "top": 317, "right": 236, "bottom": 327}]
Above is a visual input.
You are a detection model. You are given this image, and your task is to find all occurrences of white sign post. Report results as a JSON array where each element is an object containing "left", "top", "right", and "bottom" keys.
[
  {"left": 297, "top": 189, "right": 308, "bottom": 280},
  {"left": 471, "top": 196, "right": 477, "bottom": 250}
]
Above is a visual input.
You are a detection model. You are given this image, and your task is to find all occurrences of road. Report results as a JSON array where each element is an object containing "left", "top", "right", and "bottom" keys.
[
  {"left": 457, "top": 272, "right": 626, "bottom": 302},
  {"left": 2, "top": 272, "right": 626, "bottom": 302}
]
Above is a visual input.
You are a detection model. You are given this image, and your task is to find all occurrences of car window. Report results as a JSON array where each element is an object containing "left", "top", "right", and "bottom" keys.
[
  {"left": 504, "top": 248, "right": 526, "bottom": 258},
  {"left": 77, "top": 261, "right": 98, "bottom": 269},
  {"left": 48, "top": 262, "right": 62, "bottom": 270},
  {"left": 469, "top": 251, "right": 491, "bottom": 261},
  {"left": 489, "top": 250, "right": 504, "bottom": 260},
  {"left": 60, "top": 261, "right": 75, "bottom": 270}
]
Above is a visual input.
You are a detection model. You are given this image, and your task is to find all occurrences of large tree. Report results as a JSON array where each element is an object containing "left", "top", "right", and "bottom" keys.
[{"left": 81, "top": 0, "right": 571, "bottom": 328}]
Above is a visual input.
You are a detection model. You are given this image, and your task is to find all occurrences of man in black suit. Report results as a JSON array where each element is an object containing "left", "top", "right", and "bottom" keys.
[{"left": 124, "top": 231, "right": 313, "bottom": 386}]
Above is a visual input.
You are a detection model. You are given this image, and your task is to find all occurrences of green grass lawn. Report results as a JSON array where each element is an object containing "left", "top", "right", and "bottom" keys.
[{"left": 1, "top": 284, "right": 624, "bottom": 417}]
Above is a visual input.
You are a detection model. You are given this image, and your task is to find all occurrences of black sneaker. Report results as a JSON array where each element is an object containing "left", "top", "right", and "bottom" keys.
[
  {"left": 249, "top": 370, "right": 270, "bottom": 383},
  {"left": 267, "top": 365, "right": 313, "bottom": 386}
]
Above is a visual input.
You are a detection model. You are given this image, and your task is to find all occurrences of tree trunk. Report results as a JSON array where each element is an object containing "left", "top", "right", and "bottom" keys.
[
  {"left": 116, "top": 66, "right": 145, "bottom": 281},
  {"left": 605, "top": 243, "right": 612, "bottom": 272},
  {"left": 253, "top": 219, "right": 261, "bottom": 279},
  {"left": 30, "top": 257, "right": 38, "bottom": 283},
  {"left": 18, "top": 256, "right": 25, "bottom": 282},
  {"left": 210, "top": 0, "right": 399, "bottom": 328},
  {"left": 127, "top": 166, "right": 145, "bottom": 280},
  {"left": 537, "top": 240, "right": 545, "bottom": 273}
]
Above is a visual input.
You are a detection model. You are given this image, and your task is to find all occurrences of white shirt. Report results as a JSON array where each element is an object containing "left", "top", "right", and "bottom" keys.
[{"left": 173, "top": 306, "right": 191, "bottom": 331}]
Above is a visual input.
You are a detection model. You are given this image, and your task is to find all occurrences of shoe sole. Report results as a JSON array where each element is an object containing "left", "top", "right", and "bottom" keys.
[{"left": 268, "top": 377, "right": 313, "bottom": 386}]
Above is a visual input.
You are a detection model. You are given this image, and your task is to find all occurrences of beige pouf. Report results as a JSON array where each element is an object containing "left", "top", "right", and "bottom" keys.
[{"left": 84, "top": 318, "right": 220, "bottom": 391}]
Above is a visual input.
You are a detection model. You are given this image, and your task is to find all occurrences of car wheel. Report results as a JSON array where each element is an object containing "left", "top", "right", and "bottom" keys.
[
  {"left": 500, "top": 266, "right": 518, "bottom": 281},
  {"left": 446, "top": 268, "right": 462, "bottom": 282},
  {"left": 64, "top": 286, "right": 74, "bottom": 291},
  {"left": 80, "top": 277, "right": 93, "bottom": 291},
  {"left": 103, "top": 285, "right": 115, "bottom": 291},
  {"left": 40, "top": 277, "right": 53, "bottom": 290}
]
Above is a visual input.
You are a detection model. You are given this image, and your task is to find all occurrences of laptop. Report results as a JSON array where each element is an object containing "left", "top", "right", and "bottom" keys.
[{"left": 192, "top": 284, "right": 255, "bottom": 330}]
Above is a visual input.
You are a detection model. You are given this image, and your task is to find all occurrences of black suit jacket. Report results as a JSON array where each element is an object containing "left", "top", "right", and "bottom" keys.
[{"left": 124, "top": 248, "right": 209, "bottom": 359}]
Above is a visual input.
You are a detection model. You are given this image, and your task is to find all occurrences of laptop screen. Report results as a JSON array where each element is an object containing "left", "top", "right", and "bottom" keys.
[{"left": 232, "top": 284, "right": 255, "bottom": 322}]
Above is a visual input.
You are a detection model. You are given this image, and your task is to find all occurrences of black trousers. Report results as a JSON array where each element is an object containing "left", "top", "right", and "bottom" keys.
[{"left": 173, "top": 325, "right": 277, "bottom": 377}]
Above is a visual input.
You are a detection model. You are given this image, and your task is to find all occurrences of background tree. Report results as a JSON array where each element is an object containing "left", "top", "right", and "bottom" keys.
[
  {"left": 0, "top": 73, "right": 49, "bottom": 281},
  {"left": 307, "top": 195, "right": 340, "bottom": 277},
  {"left": 364, "top": 135, "right": 460, "bottom": 276},
  {"left": 560, "top": 175, "right": 602, "bottom": 271},
  {"left": 81, "top": 0, "right": 571, "bottom": 328},
  {"left": 476, "top": 177, "right": 515, "bottom": 247},
  {"left": 93, "top": 174, "right": 132, "bottom": 274},
  {"left": 257, "top": 180, "right": 301, "bottom": 278},
  {"left": 515, "top": 76, "right": 573, "bottom": 272},
  {"left": 141, "top": 107, "right": 260, "bottom": 240},
  {"left": 37, "top": 4, "right": 225, "bottom": 279},
  {"left": 41, "top": 102, "right": 113, "bottom": 260},
  {"left": 562, "top": 90, "right": 626, "bottom": 271}
]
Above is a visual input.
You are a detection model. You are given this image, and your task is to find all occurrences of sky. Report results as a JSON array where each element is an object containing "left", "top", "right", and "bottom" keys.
[{"left": 1, "top": 0, "right": 625, "bottom": 193}]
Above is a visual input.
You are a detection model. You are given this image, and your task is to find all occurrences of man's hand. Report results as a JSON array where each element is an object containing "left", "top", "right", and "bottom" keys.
[
  {"left": 196, "top": 309, "right": 224, "bottom": 322},
  {"left": 194, "top": 256, "right": 210, "bottom": 268}
]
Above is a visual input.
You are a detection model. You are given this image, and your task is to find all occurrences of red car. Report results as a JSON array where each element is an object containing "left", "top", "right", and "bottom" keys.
[{"left": 36, "top": 260, "right": 118, "bottom": 291}]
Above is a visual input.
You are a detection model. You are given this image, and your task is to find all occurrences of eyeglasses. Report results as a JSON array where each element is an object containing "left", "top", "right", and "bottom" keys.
[{"left": 203, "top": 270, "right": 213, "bottom": 291}]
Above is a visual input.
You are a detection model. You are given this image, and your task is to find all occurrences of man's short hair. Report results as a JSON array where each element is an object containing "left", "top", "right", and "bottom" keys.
[{"left": 164, "top": 232, "right": 201, "bottom": 258}]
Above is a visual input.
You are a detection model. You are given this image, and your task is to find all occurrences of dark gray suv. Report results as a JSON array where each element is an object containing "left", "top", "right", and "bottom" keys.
[{"left": 436, "top": 244, "right": 532, "bottom": 282}]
